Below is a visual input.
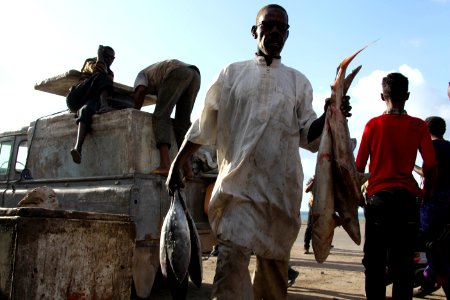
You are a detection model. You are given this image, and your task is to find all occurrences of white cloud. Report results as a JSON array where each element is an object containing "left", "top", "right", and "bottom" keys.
[
  {"left": 405, "top": 38, "right": 425, "bottom": 48},
  {"left": 399, "top": 64, "right": 425, "bottom": 85}
]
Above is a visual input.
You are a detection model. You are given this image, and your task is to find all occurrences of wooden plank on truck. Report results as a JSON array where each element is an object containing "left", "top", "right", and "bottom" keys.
[{"left": 34, "top": 69, "right": 157, "bottom": 107}]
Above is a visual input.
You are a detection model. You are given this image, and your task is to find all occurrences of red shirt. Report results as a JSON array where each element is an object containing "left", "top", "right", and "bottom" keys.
[{"left": 356, "top": 114, "right": 437, "bottom": 197}]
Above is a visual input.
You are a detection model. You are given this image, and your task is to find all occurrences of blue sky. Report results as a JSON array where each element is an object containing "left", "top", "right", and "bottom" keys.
[{"left": 1, "top": 0, "right": 449, "bottom": 211}]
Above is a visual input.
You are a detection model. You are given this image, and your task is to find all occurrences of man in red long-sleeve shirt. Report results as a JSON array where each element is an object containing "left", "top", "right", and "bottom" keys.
[{"left": 356, "top": 72, "right": 437, "bottom": 300}]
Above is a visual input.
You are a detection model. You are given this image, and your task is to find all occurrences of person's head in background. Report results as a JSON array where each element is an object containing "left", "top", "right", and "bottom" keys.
[{"left": 425, "top": 116, "right": 446, "bottom": 140}]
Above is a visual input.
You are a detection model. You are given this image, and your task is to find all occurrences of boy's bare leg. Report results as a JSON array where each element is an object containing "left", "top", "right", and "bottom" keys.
[
  {"left": 71, "top": 122, "right": 87, "bottom": 164},
  {"left": 97, "top": 90, "right": 114, "bottom": 114},
  {"left": 183, "top": 159, "right": 194, "bottom": 179},
  {"left": 152, "top": 144, "right": 171, "bottom": 176}
]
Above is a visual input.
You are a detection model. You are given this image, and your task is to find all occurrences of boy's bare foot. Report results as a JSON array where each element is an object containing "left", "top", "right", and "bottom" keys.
[
  {"left": 151, "top": 167, "right": 169, "bottom": 177},
  {"left": 70, "top": 148, "right": 81, "bottom": 164}
]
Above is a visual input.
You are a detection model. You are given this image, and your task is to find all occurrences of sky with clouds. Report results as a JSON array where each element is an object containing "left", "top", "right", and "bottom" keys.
[{"left": 1, "top": 0, "right": 449, "bottom": 211}]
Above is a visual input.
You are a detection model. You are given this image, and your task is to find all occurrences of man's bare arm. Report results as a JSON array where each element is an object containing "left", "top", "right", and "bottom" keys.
[
  {"left": 307, "top": 113, "right": 325, "bottom": 143},
  {"left": 134, "top": 85, "right": 147, "bottom": 110},
  {"left": 166, "top": 141, "right": 202, "bottom": 194}
]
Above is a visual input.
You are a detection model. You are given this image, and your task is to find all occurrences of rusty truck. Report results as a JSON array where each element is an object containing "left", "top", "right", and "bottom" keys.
[{"left": 0, "top": 69, "right": 216, "bottom": 299}]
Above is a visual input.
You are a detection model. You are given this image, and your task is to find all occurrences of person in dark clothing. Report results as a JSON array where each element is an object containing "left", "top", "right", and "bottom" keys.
[
  {"left": 413, "top": 116, "right": 450, "bottom": 298},
  {"left": 303, "top": 176, "right": 314, "bottom": 254},
  {"left": 66, "top": 45, "right": 115, "bottom": 164}
]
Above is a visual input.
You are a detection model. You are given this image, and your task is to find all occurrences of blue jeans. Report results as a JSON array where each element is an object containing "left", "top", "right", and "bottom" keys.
[{"left": 363, "top": 189, "right": 420, "bottom": 300}]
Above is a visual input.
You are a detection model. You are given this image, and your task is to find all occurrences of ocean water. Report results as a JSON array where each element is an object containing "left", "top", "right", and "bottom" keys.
[{"left": 299, "top": 209, "right": 365, "bottom": 224}]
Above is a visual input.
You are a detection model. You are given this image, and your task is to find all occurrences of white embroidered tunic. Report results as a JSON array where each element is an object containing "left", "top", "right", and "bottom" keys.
[{"left": 186, "top": 56, "right": 320, "bottom": 260}]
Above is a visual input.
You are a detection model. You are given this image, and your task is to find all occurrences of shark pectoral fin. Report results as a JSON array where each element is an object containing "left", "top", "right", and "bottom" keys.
[{"left": 343, "top": 65, "right": 362, "bottom": 94}]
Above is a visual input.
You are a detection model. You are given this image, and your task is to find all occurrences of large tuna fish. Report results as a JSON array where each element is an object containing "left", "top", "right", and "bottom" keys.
[
  {"left": 160, "top": 189, "right": 191, "bottom": 283},
  {"left": 183, "top": 196, "right": 203, "bottom": 288},
  {"left": 160, "top": 188, "right": 203, "bottom": 294},
  {"left": 312, "top": 45, "right": 369, "bottom": 263}
]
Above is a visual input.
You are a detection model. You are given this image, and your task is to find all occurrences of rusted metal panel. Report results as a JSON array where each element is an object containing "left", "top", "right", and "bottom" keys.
[
  {"left": 0, "top": 217, "right": 16, "bottom": 298},
  {"left": 0, "top": 208, "right": 135, "bottom": 300},
  {"left": 2, "top": 175, "right": 214, "bottom": 251},
  {"left": 26, "top": 109, "right": 178, "bottom": 179},
  {"left": 131, "top": 175, "right": 168, "bottom": 241},
  {"left": 3, "top": 178, "right": 134, "bottom": 214}
]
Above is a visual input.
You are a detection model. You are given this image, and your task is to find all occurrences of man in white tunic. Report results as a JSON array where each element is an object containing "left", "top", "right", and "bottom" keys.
[{"left": 167, "top": 4, "right": 350, "bottom": 299}]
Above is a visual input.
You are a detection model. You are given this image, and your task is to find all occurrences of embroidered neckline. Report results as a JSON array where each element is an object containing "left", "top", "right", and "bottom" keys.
[
  {"left": 255, "top": 53, "right": 281, "bottom": 59},
  {"left": 254, "top": 53, "right": 281, "bottom": 67},
  {"left": 383, "top": 108, "right": 407, "bottom": 115}
]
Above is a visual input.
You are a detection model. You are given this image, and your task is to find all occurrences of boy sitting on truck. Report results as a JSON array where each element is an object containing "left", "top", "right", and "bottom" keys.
[{"left": 66, "top": 45, "right": 115, "bottom": 164}]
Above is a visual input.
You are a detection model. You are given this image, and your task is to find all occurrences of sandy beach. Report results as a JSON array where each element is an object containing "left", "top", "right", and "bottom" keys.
[{"left": 148, "top": 220, "right": 447, "bottom": 299}]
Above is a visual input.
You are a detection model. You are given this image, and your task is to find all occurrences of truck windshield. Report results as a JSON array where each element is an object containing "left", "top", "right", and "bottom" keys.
[
  {"left": 16, "top": 140, "right": 27, "bottom": 172},
  {"left": 0, "top": 141, "right": 13, "bottom": 175}
]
